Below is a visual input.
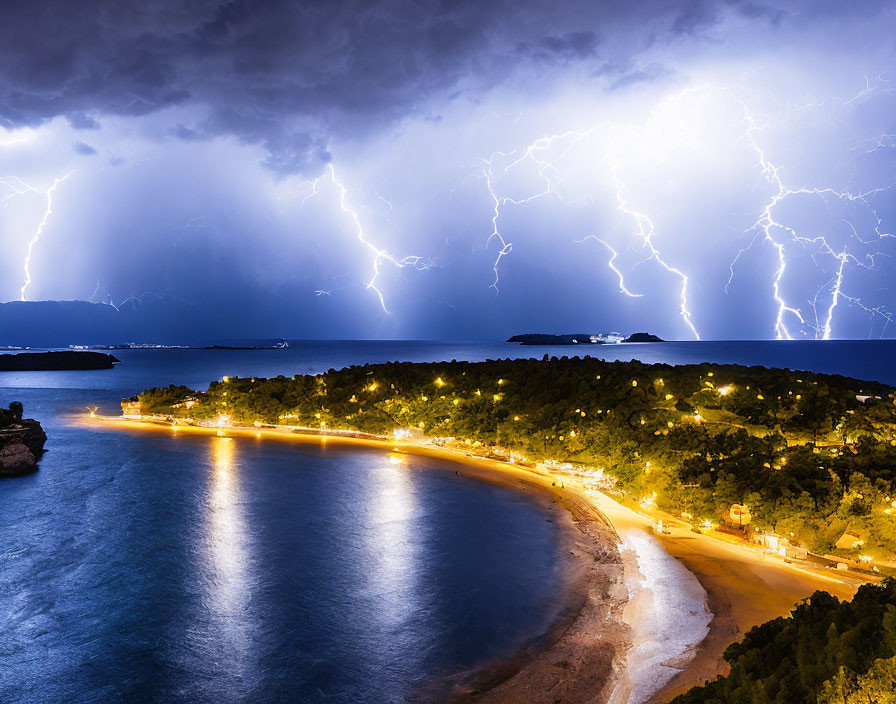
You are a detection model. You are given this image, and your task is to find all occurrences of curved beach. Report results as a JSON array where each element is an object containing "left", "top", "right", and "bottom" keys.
[{"left": 89, "top": 416, "right": 865, "bottom": 704}]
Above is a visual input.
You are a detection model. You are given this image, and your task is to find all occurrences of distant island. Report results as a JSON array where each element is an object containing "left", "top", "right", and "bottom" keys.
[
  {"left": 0, "top": 351, "right": 119, "bottom": 371},
  {"left": 507, "top": 332, "right": 664, "bottom": 345},
  {"left": 203, "top": 339, "right": 289, "bottom": 350},
  {"left": 0, "top": 402, "right": 47, "bottom": 476},
  {"left": 624, "top": 332, "right": 664, "bottom": 342}
]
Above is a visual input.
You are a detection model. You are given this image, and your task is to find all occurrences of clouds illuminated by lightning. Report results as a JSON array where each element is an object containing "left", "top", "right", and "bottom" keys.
[
  {"left": 473, "top": 82, "right": 895, "bottom": 340},
  {"left": 476, "top": 90, "right": 705, "bottom": 339},
  {"left": 609, "top": 173, "right": 699, "bottom": 339},
  {"left": 733, "top": 98, "right": 895, "bottom": 340},
  {"left": 2, "top": 73, "right": 896, "bottom": 341},
  {"left": 1, "top": 172, "right": 74, "bottom": 301}
]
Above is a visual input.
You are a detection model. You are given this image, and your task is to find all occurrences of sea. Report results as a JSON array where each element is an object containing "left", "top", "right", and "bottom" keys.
[{"left": 1, "top": 339, "right": 894, "bottom": 703}]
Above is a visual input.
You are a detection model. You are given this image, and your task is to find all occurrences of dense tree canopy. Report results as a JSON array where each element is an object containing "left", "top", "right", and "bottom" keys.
[
  {"left": 672, "top": 580, "right": 896, "bottom": 704},
  {"left": 133, "top": 356, "right": 896, "bottom": 556}
]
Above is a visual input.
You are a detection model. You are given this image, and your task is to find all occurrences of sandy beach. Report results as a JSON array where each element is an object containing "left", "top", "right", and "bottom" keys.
[{"left": 89, "top": 416, "right": 868, "bottom": 704}]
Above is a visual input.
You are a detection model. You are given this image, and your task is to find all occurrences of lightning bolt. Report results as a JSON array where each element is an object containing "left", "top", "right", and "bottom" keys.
[
  {"left": 1, "top": 172, "right": 74, "bottom": 301},
  {"left": 477, "top": 97, "right": 702, "bottom": 339},
  {"left": 90, "top": 279, "right": 103, "bottom": 303},
  {"left": 478, "top": 81, "right": 892, "bottom": 342},
  {"left": 299, "top": 163, "right": 428, "bottom": 313},
  {"left": 577, "top": 236, "right": 643, "bottom": 297},
  {"left": 734, "top": 102, "right": 894, "bottom": 340},
  {"left": 609, "top": 173, "right": 700, "bottom": 338},
  {"left": 106, "top": 291, "right": 167, "bottom": 312},
  {"left": 481, "top": 131, "right": 593, "bottom": 292}
]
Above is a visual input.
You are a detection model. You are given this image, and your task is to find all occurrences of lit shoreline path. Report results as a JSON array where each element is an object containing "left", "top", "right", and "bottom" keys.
[{"left": 91, "top": 412, "right": 870, "bottom": 704}]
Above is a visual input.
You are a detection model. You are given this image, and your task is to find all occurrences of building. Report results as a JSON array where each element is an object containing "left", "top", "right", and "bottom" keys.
[
  {"left": 752, "top": 532, "right": 808, "bottom": 559},
  {"left": 121, "top": 399, "right": 141, "bottom": 417},
  {"left": 728, "top": 503, "right": 752, "bottom": 526},
  {"left": 393, "top": 427, "right": 426, "bottom": 441},
  {"left": 834, "top": 531, "right": 865, "bottom": 550}
]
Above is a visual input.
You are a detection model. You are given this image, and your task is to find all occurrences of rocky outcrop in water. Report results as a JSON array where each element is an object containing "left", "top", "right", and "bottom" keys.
[{"left": 0, "top": 402, "right": 47, "bottom": 476}]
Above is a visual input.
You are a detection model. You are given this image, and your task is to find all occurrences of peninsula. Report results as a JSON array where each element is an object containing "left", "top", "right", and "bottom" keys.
[
  {"left": 98, "top": 355, "right": 896, "bottom": 700},
  {"left": 0, "top": 351, "right": 119, "bottom": 371}
]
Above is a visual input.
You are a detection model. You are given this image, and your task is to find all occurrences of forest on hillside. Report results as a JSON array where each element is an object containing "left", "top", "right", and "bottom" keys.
[
  {"left": 672, "top": 580, "right": 896, "bottom": 704},
  {"left": 130, "top": 356, "right": 896, "bottom": 558}
]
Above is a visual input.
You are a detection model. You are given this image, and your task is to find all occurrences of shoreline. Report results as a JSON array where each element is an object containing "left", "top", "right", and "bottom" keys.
[
  {"left": 88, "top": 416, "right": 633, "bottom": 702},
  {"left": 87, "top": 415, "right": 867, "bottom": 703}
]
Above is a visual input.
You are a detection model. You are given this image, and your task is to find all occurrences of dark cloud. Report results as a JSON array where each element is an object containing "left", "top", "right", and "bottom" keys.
[
  {"left": 170, "top": 123, "right": 205, "bottom": 141},
  {"left": 72, "top": 140, "right": 97, "bottom": 155},
  {"left": 0, "top": 0, "right": 878, "bottom": 174},
  {"left": 516, "top": 31, "right": 600, "bottom": 64},
  {"left": 66, "top": 111, "right": 101, "bottom": 129}
]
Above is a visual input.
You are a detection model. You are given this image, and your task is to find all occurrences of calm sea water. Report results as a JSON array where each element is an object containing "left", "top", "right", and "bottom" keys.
[{"left": 1, "top": 339, "right": 894, "bottom": 703}]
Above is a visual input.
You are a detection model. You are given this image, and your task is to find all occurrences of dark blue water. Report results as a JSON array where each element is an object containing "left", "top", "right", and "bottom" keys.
[
  {"left": 0, "top": 395, "right": 569, "bottom": 703},
  {"left": 2, "top": 339, "right": 894, "bottom": 395},
  {"left": 2, "top": 339, "right": 894, "bottom": 703}
]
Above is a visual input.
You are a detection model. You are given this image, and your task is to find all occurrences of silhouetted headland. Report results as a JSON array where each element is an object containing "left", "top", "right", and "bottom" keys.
[
  {"left": 0, "top": 351, "right": 119, "bottom": 371},
  {"left": 623, "top": 332, "right": 664, "bottom": 342}
]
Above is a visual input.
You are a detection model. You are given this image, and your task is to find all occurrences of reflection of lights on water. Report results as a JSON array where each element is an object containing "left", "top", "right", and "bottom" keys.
[
  {"left": 365, "top": 456, "right": 419, "bottom": 630},
  {"left": 206, "top": 436, "right": 251, "bottom": 659}
]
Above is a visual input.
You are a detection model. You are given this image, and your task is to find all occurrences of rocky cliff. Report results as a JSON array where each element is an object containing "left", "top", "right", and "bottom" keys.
[{"left": 0, "top": 402, "right": 47, "bottom": 476}]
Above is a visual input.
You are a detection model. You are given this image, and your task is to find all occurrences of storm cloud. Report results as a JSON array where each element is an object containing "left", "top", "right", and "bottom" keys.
[
  {"left": 2, "top": 1, "right": 895, "bottom": 342},
  {"left": 0, "top": 0, "right": 842, "bottom": 174}
]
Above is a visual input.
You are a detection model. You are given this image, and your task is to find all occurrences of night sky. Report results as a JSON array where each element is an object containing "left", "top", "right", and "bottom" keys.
[{"left": 2, "top": 1, "right": 896, "bottom": 341}]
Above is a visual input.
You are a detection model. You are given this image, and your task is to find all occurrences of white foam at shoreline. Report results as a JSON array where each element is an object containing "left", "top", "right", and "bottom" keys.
[{"left": 615, "top": 528, "right": 712, "bottom": 704}]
